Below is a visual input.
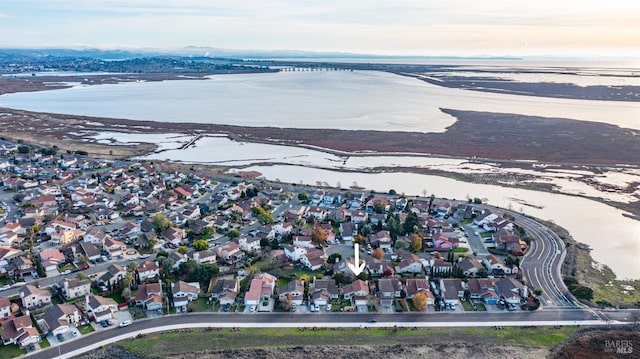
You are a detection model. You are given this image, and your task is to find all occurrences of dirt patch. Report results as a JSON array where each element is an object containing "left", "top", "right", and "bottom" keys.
[
  {"left": 167, "top": 344, "right": 549, "bottom": 359},
  {"left": 550, "top": 327, "right": 639, "bottom": 359}
]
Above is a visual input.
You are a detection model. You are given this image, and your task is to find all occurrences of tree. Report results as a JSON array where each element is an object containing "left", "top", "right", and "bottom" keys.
[
  {"left": 77, "top": 255, "right": 89, "bottom": 268},
  {"left": 126, "top": 261, "right": 139, "bottom": 273},
  {"left": 251, "top": 206, "right": 274, "bottom": 224},
  {"left": 152, "top": 213, "right": 171, "bottom": 234},
  {"left": 281, "top": 292, "right": 294, "bottom": 310},
  {"left": 353, "top": 234, "right": 365, "bottom": 245},
  {"left": 410, "top": 233, "right": 423, "bottom": 253},
  {"left": 371, "top": 248, "right": 385, "bottom": 260},
  {"left": 227, "top": 229, "right": 240, "bottom": 239},
  {"left": 327, "top": 253, "right": 342, "bottom": 264},
  {"left": 178, "top": 245, "right": 188, "bottom": 254},
  {"left": 193, "top": 239, "right": 209, "bottom": 251},
  {"left": 386, "top": 213, "right": 404, "bottom": 237},
  {"left": 297, "top": 192, "right": 309, "bottom": 203},
  {"left": 403, "top": 212, "right": 421, "bottom": 234},
  {"left": 413, "top": 292, "right": 429, "bottom": 311},
  {"left": 572, "top": 286, "right": 594, "bottom": 301},
  {"left": 123, "top": 272, "right": 134, "bottom": 288},
  {"left": 505, "top": 255, "right": 520, "bottom": 267},
  {"left": 312, "top": 227, "right": 327, "bottom": 245}
]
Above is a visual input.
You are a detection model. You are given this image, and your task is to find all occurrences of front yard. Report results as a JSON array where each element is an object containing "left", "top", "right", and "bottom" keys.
[{"left": 188, "top": 298, "right": 217, "bottom": 312}]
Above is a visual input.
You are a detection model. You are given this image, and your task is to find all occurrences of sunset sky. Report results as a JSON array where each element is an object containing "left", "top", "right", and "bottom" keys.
[{"left": 1, "top": 0, "right": 638, "bottom": 58}]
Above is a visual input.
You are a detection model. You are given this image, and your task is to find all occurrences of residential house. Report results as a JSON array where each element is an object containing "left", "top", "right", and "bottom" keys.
[
  {"left": 495, "top": 278, "right": 527, "bottom": 305},
  {"left": 312, "top": 279, "right": 340, "bottom": 300},
  {"left": 0, "top": 297, "right": 10, "bottom": 319},
  {"left": 457, "top": 257, "right": 484, "bottom": 277},
  {"left": 237, "top": 236, "right": 261, "bottom": 254},
  {"left": 349, "top": 210, "right": 368, "bottom": 224},
  {"left": 6, "top": 256, "right": 34, "bottom": 278},
  {"left": 404, "top": 278, "right": 435, "bottom": 306},
  {"left": 169, "top": 251, "right": 186, "bottom": 269},
  {"left": 395, "top": 254, "right": 424, "bottom": 275},
  {"left": 339, "top": 222, "right": 357, "bottom": 242},
  {"left": 103, "top": 237, "right": 126, "bottom": 258},
  {"left": 439, "top": 279, "right": 465, "bottom": 307},
  {"left": 300, "top": 249, "right": 325, "bottom": 271},
  {"left": 370, "top": 230, "right": 392, "bottom": 250},
  {"left": 342, "top": 279, "right": 369, "bottom": 307},
  {"left": 79, "top": 242, "right": 101, "bottom": 262},
  {"left": 136, "top": 261, "right": 159, "bottom": 282},
  {"left": 172, "top": 281, "right": 200, "bottom": 312},
  {"left": 292, "top": 236, "right": 314, "bottom": 248},
  {"left": 377, "top": 278, "right": 401, "bottom": 309},
  {"left": 0, "top": 231, "right": 19, "bottom": 247},
  {"left": 188, "top": 250, "right": 217, "bottom": 265},
  {"left": 42, "top": 304, "right": 81, "bottom": 336},
  {"left": 306, "top": 206, "right": 328, "bottom": 221},
  {"left": 244, "top": 273, "right": 277, "bottom": 307},
  {"left": 0, "top": 316, "right": 40, "bottom": 347},
  {"left": 483, "top": 255, "right": 517, "bottom": 275},
  {"left": 467, "top": 278, "right": 500, "bottom": 305},
  {"left": 38, "top": 248, "right": 65, "bottom": 272},
  {"left": 210, "top": 277, "right": 240, "bottom": 306},
  {"left": 59, "top": 278, "right": 91, "bottom": 300},
  {"left": 162, "top": 227, "right": 186, "bottom": 246},
  {"left": 97, "top": 264, "right": 126, "bottom": 287},
  {"left": 83, "top": 228, "right": 110, "bottom": 246},
  {"left": 283, "top": 245, "right": 307, "bottom": 263},
  {"left": 85, "top": 295, "right": 118, "bottom": 323},
  {"left": 214, "top": 242, "right": 245, "bottom": 266},
  {"left": 134, "top": 283, "right": 163, "bottom": 312},
  {"left": 277, "top": 280, "right": 305, "bottom": 306},
  {"left": 44, "top": 220, "right": 76, "bottom": 236},
  {"left": 19, "top": 285, "right": 52, "bottom": 309}
]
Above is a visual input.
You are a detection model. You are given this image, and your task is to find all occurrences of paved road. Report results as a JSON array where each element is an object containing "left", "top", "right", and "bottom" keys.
[
  {"left": 515, "top": 213, "right": 574, "bottom": 308},
  {"left": 27, "top": 310, "right": 632, "bottom": 359}
]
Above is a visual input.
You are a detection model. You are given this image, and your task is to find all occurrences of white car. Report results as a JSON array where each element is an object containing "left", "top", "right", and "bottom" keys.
[
  {"left": 139, "top": 254, "right": 150, "bottom": 259},
  {"left": 0, "top": 285, "right": 10, "bottom": 291},
  {"left": 119, "top": 320, "right": 132, "bottom": 327},
  {"left": 61, "top": 270, "right": 71, "bottom": 275}
]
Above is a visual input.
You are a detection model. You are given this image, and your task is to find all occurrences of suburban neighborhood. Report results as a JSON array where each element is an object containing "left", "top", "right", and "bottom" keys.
[{"left": 0, "top": 140, "right": 540, "bottom": 355}]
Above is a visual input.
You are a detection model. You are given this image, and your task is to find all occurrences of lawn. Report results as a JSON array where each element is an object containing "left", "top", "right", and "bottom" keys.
[
  {"left": 40, "top": 338, "right": 51, "bottom": 349},
  {"left": 460, "top": 299, "right": 474, "bottom": 311},
  {"left": 119, "top": 326, "right": 580, "bottom": 357},
  {"left": 0, "top": 345, "right": 26, "bottom": 359},
  {"left": 105, "top": 292, "right": 125, "bottom": 304},
  {"left": 77, "top": 323, "right": 95, "bottom": 335},
  {"left": 475, "top": 303, "right": 487, "bottom": 311},
  {"left": 188, "top": 298, "right": 216, "bottom": 312}
]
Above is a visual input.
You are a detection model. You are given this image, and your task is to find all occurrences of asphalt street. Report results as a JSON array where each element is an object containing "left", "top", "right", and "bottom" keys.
[{"left": 26, "top": 310, "right": 634, "bottom": 359}]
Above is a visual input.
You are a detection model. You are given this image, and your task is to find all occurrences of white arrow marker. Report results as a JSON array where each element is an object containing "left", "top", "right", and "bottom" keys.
[{"left": 347, "top": 243, "right": 366, "bottom": 276}]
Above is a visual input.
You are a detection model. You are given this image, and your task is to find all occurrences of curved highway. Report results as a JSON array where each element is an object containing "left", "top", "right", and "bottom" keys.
[{"left": 514, "top": 213, "right": 575, "bottom": 308}]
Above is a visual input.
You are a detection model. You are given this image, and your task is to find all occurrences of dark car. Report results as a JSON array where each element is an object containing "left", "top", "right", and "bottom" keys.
[
  {"left": 367, "top": 318, "right": 377, "bottom": 323},
  {"left": 100, "top": 320, "right": 109, "bottom": 327}
]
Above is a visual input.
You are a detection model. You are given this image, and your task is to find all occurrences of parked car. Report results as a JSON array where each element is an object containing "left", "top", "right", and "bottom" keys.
[
  {"left": 140, "top": 254, "right": 150, "bottom": 259},
  {"left": 0, "top": 285, "right": 10, "bottom": 291},
  {"left": 367, "top": 318, "right": 377, "bottom": 323},
  {"left": 100, "top": 320, "right": 109, "bottom": 327},
  {"left": 71, "top": 330, "right": 78, "bottom": 337},
  {"left": 61, "top": 270, "right": 71, "bottom": 275}
]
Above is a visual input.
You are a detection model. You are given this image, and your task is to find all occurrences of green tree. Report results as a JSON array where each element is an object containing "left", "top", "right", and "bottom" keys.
[
  {"left": 193, "top": 239, "right": 209, "bottom": 251},
  {"left": 152, "top": 213, "right": 171, "bottom": 234},
  {"left": 227, "top": 229, "right": 240, "bottom": 238},
  {"left": 127, "top": 261, "right": 139, "bottom": 273},
  {"left": 297, "top": 192, "right": 309, "bottom": 202},
  {"left": 178, "top": 245, "right": 188, "bottom": 255},
  {"left": 251, "top": 206, "right": 274, "bottom": 224},
  {"left": 327, "top": 253, "right": 342, "bottom": 264},
  {"left": 403, "top": 212, "right": 421, "bottom": 234}
]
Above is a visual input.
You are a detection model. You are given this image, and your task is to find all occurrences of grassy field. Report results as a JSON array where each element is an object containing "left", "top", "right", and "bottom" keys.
[
  {"left": 119, "top": 326, "right": 579, "bottom": 357},
  {"left": 0, "top": 345, "right": 26, "bottom": 359}
]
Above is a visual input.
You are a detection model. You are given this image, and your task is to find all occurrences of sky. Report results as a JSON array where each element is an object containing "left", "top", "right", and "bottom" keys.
[{"left": 1, "top": 0, "right": 638, "bottom": 58}]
